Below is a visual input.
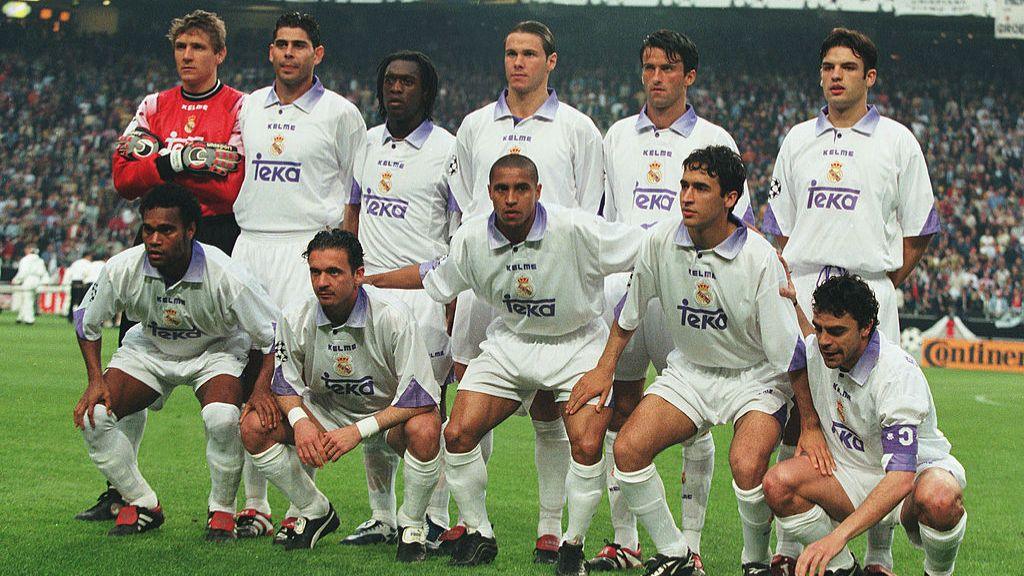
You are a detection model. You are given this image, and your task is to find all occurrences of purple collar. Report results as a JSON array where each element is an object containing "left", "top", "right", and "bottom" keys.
[
  {"left": 673, "top": 214, "right": 747, "bottom": 259},
  {"left": 635, "top": 103, "right": 698, "bottom": 137},
  {"left": 142, "top": 241, "right": 206, "bottom": 283},
  {"left": 384, "top": 120, "right": 433, "bottom": 149},
  {"left": 316, "top": 287, "right": 369, "bottom": 328},
  {"left": 265, "top": 76, "right": 326, "bottom": 112},
  {"left": 815, "top": 105, "right": 880, "bottom": 137},
  {"left": 487, "top": 203, "right": 548, "bottom": 249},
  {"left": 494, "top": 89, "right": 559, "bottom": 121},
  {"left": 844, "top": 330, "right": 881, "bottom": 386}
]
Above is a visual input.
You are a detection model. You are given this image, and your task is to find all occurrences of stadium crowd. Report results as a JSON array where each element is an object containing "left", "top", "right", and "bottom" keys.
[{"left": 1, "top": 27, "right": 1021, "bottom": 320}]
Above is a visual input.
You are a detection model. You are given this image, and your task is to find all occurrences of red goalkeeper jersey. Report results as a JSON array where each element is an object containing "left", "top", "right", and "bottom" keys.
[{"left": 112, "top": 81, "right": 245, "bottom": 217}]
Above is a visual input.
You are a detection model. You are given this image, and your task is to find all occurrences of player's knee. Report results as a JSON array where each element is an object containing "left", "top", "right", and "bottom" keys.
[
  {"left": 762, "top": 465, "right": 795, "bottom": 513},
  {"left": 239, "top": 410, "right": 271, "bottom": 453},
  {"left": 82, "top": 404, "right": 118, "bottom": 440},
  {"left": 201, "top": 402, "right": 241, "bottom": 441},
  {"left": 730, "top": 451, "right": 769, "bottom": 489},
  {"left": 406, "top": 412, "right": 442, "bottom": 460},
  {"left": 613, "top": 432, "right": 651, "bottom": 472},
  {"left": 570, "top": 434, "right": 604, "bottom": 465},
  {"left": 443, "top": 419, "right": 478, "bottom": 454},
  {"left": 914, "top": 482, "right": 964, "bottom": 531}
]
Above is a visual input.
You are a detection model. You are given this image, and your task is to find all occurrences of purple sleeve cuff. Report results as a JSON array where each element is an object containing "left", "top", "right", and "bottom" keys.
[
  {"left": 446, "top": 186, "right": 461, "bottom": 213},
  {"left": 612, "top": 292, "right": 628, "bottom": 322},
  {"left": 881, "top": 424, "right": 918, "bottom": 471},
  {"left": 915, "top": 207, "right": 940, "bottom": 236},
  {"left": 271, "top": 365, "right": 300, "bottom": 396},
  {"left": 885, "top": 453, "right": 918, "bottom": 473},
  {"left": 787, "top": 336, "right": 807, "bottom": 372},
  {"left": 419, "top": 260, "right": 439, "bottom": 281},
  {"left": 741, "top": 204, "right": 755, "bottom": 228},
  {"left": 73, "top": 307, "right": 88, "bottom": 340},
  {"left": 393, "top": 379, "right": 437, "bottom": 408},
  {"left": 347, "top": 179, "right": 362, "bottom": 205},
  {"left": 761, "top": 204, "right": 783, "bottom": 236}
]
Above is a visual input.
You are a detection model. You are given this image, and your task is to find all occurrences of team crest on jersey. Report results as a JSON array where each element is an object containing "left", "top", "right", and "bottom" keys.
[
  {"left": 515, "top": 275, "right": 534, "bottom": 298},
  {"left": 836, "top": 399, "right": 847, "bottom": 423},
  {"left": 647, "top": 162, "right": 663, "bottom": 185},
  {"left": 335, "top": 355, "right": 354, "bottom": 376},
  {"left": 509, "top": 146, "right": 522, "bottom": 155},
  {"left": 271, "top": 135, "right": 285, "bottom": 156},
  {"left": 163, "top": 308, "right": 182, "bottom": 326},
  {"left": 826, "top": 161, "right": 843, "bottom": 183},
  {"left": 184, "top": 115, "right": 197, "bottom": 134},
  {"left": 380, "top": 171, "right": 393, "bottom": 193},
  {"left": 694, "top": 281, "right": 714, "bottom": 307}
]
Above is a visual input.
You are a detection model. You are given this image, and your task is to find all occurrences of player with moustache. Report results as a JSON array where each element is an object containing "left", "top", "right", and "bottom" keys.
[
  {"left": 240, "top": 230, "right": 443, "bottom": 560},
  {"left": 444, "top": 20, "right": 605, "bottom": 563},
  {"left": 763, "top": 28, "right": 939, "bottom": 576},
  {"left": 569, "top": 146, "right": 829, "bottom": 576},
  {"left": 594, "top": 29, "right": 757, "bottom": 573},
  {"left": 339, "top": 51, "right": 457, "bottom": 549},
  {"left": 72, "top": 185, "right": 278, "bottom": 542},
  {"left": 764, "top": 273, "right": 966, "bottom": 576},
  {"left": 364, "top": 154, "right": 641, "bottom": 571}
]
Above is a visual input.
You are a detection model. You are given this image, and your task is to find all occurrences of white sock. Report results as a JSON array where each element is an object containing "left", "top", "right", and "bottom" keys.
[
  {"left": 444, "top": 445, "right": 493, "bottom": 538},
  {"left": 242, "top": 453, "right": 271, "bottom": 515},
  {"left": 533, "top": 418, "right": 569, "bottom": 537},
  {"left": 773, "top": 443, "right": 804, "bottom": 559},
  {"left": 776, "top": 505, "right": 854, "bottom": 571},
  {"left": 285, "top": 462, "right": 318, "bottom": 519},
  {"left": 733, "top": 482, "right": 773, "bottom": 566},
  {"left": 563, "top": 458, "right": 606, "bottom": 545},
  {"left": 426, "top": 431, "right": 451, "bottom": 527},
  {"left": 252, "top": 443, "right": 329, "bottom": 518},
  {"left": 201, "top": 402, "right": 243, "bottom": 514},
  {"left": 81, "top": 405, "right": 158, "bottom": 509},
  {"left": 605, "top": 431, "right": 639, "bottom": 549},
  {"left": 397, "top": 451, "right": 442, "bottom": 529},
  {"left": 117, "top": 409, "right": 147, "bottom": 458},
  {"left": 616, "top": 464, "right": 688, "bottom": 557},
  {"left": 681, "top": 432, "right": 714, "bottom": 554},
  {"left": 363, "top": 440, "right": 400, "bottom": 528},
  {"left": 865, "top": 522, "right": 895, "bottom": 568},
  {"left": 920, "top": 512, "right": 966, "bottom": 576}
]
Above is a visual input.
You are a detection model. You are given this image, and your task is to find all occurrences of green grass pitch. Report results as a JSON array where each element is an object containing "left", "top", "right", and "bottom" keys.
[{"left": 1, "top": 314, "right": 1020, "bottom": 574}]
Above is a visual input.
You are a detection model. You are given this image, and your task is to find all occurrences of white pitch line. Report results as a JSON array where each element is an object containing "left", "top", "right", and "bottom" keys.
[{"left": 973, "top": 395, "right": 1001, "bottom": 406}]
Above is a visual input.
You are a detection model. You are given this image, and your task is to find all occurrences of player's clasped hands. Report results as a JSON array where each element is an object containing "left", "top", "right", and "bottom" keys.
[
  {"left": 565, "top": 367, "right": 614, "bottom": 415},
  {"left": 323, "top": 425, "right": 362, "bottom": 462},
  {"left": 73, "top": 377, "right": 112, "bottom": 430}
]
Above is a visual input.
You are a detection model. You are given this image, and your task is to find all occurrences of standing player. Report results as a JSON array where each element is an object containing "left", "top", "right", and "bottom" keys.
[
  {"left": 65, "top": 252, "right": 95, "bottom": 323},
  {"left": 366, "top": 154, "right": 640, "bottom": 571},
  {"left": 339, "top": 51, "right": 456, "bottom": 547},
  {"left": 71, "top": 185, "right": 278, "bottom": 542},
  {"left": 569, "top": 146, "right": 827, "bottom": 576},
  {"left": 762, "top": 28, "right": 938, "bottom": 575},
  {"left": 594, "top": 29, "right": 755, "bottom": 572},
  {"left": 764, "top": 274, "right": 965, "bottom": 576},
  {"left": 81, "top": 9, "right": 246, "bottom": 524},
  {"left": 232, "top": 12, "right": 368, "bottom": 536},
  {"left": 11, "top": 245, "right": 48, "bottom": 325},
  {"left": 240, "top": 230, "right": 443, "bottom": 560},
  {"left": 445, "top": 20, "right": 605, "bottom": 562}
]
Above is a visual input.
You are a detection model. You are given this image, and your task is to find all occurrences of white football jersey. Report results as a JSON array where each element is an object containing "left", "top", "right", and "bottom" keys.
[
  {"left": 603, "top": 105, "right": 754, "bottom": 229},
  {"left": 75, "top": 242, "right": 278, "bottom": 358},
  {"left": 422, "top": 203, "right": 639, "bottom": 338},
  {"left": 618, "top": 215, "right": 805, "bottom": 373},
  {"left": 356, "top": 120, "right": 456, "bottom": 274},
  {"left": 764, "top": 106, "right": 938, "bottom": 274},
  {"left": 235, "top": 78, "right": 367, "bottom": 233},
  {"left": 447, "top": 90, "right": 604, "bottom": 217},
  {"left": 271, "top": 287, "right": 440, "bottom": 421}
]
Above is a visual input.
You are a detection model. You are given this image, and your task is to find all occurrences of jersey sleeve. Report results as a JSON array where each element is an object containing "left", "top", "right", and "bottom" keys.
[
  {"left": 421, "top": 227, "right": 473, "bottom": 303},
  {"left": 271, "top": 311, "right": 307, "bottom": 397},
  {"left": 447, "top": 117, "right": 476, "bottom": 216},
  {"left": 616, "top": 234, "right": 657, "bottom": 331},
  {"left": 896, "top": 131, "right": 939, "bottom": 237},
  {"left": 755, "top": 252, "right": 806, "bottom": 373},
  {"left": 112, "top": 94, "right": 164, "bottom": 200},
  {"left": 875, "top": 358, "right": 930, "bottom": 472},
  {"left": 74, "top": 263, "right": 119, "bottom": 341},
  {"left": 577, "top": 214, "right": 642, "bottom": 276},
  {"left": 764, "top": 132, "right": 796, "bottom": 237},
  {"left": 337, "top": 108, "right": 369, "bottom": 207},
  {"left": 572, "top": 116, "right": 606, "bottom": 214},
  {"left": 719, "top": 130, "right": 756, "bottom": 227},
  {"left": 385, "top": 305, "right": 441, "bottom": 409},
  {"left": 601, "top": 131, "right": 618, "bottom": 222},
  {"left": 226, "top": 274, "right": 280, "bottom": 353}
]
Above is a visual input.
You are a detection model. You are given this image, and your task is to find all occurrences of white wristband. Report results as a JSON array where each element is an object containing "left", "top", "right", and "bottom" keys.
[
  {"left": 169, "top": 148, "right": 185, "bottom": 173},
  {"left": 287, "top": 407, "right": 308, "bottom": 427},
  {"left": 355, "top": 416, "right": 380, "bottom": 439}
]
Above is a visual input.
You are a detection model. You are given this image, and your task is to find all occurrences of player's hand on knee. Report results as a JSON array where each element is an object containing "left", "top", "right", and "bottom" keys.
[
  {"left": 798, "top": 426, "right": 836, "bottom": 476},
  {"left": 294, "top": 420, "right": 327, "bottom": 468},
  {"left": 74, "top": 378, "right": 112, "bottom": 430},
  {"left": 169, "top": 142, "right": 241, "bottom": 177},
  {"left": 323, "top": 425, "right": 362, "bottom": 462},
  {"left": 796, "top": 533, "right": 845, "bottom": 576},
  {"left": 566, "top": 368, "right": 613, "bottom": 416},
  {"left": 243, "top": 390, "right": 280, "bottom": 430}
]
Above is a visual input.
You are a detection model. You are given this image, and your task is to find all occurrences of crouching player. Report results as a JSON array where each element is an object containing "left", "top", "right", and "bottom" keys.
[
  {"left": 240, "top": 229, "right": 442, "bottom": 560},
  {"left": 568, "top": 146, "right": 828, "bottom": 576},
  {"left": 72, "top": 184, "right": 279, "bottom": 541},
  {"left": 764, "top": 273, "right": 966, "bottom": 576}
]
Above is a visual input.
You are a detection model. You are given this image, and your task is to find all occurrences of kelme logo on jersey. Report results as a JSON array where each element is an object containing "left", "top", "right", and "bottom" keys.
[
  {"left": 831, "top": 420, "right": 865, "bottom": 452},
  {"left": 252, "top": 153, "right": 301, "bottom": 183},
  {"left": 805, "top": 180, "right": 860, "bottom": 211},
  {"left": 502, "top": 295, "right": 556, "bottom": 317},
  {"left": 364, "top": 192, "right": 408, "bottom": 219},
  {"left": 321, "top": 373, "right": 375, "bottom": 396},
  {"left": 676, "top": 298, "right": 728, "bottom": 330},
  {"left": 633, "top": 184, "right": 676, "bottom": 211}
]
